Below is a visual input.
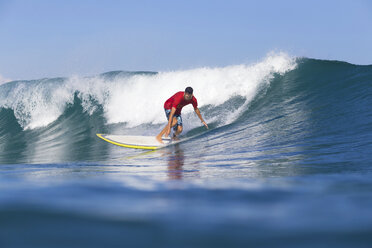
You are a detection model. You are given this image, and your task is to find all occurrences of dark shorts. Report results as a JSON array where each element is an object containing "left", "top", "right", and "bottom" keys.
[{"left": 165, "top": 109, "right": 182, "bottom": 131}]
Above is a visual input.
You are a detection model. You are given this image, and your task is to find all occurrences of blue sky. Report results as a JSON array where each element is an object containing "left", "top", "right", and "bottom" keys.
[{"left": 0, "top": 0, "right": 371, "bottom": 80}]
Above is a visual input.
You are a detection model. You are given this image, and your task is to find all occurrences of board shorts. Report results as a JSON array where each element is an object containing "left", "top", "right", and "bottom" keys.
[{"left": 165, "top": 109, "right": 182, "bottom": 131}]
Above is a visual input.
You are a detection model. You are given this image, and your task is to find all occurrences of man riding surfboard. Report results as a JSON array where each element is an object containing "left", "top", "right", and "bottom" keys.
[{"left": 156, "top": 87, "right": 208, "bottom": 143}]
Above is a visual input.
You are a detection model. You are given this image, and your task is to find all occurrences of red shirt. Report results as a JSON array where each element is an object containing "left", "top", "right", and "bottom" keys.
[{"left": 164, "top": 91, "right": 198, "bottom": 115}]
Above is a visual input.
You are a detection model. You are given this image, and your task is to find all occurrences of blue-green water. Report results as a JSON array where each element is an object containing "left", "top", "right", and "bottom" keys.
[{"left": 1, "top": 55, "right": 372, "bottom": 247}]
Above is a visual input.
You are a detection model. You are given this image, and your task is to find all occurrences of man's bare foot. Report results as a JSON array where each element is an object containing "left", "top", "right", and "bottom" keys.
[{"left": 156, "top": 135, "right": 164, "bottom": 144}]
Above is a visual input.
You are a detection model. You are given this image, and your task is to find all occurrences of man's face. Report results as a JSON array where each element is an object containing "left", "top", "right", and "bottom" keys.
[{"left": 184, "top": 93, "right": 193, "bottom": 101}]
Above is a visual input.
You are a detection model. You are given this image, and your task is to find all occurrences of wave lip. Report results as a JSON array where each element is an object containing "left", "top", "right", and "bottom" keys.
[{"left": 0, "top": 78, "right": 74, "bottom": 129}]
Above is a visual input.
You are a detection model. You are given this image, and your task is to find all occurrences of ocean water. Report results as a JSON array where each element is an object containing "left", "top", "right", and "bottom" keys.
[{"left": 1, "top": 53, "right": 372, "bottom": 247}]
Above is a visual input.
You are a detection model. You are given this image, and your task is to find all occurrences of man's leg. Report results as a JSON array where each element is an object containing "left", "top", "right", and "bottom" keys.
[
  {"left": 173, "top": 115, "right": 183, "bottom": 138},
  {"left": 156, "top": 117, "right": 178, "bottom": 143},
  {"left": 156, "top": 126, "right": 167, "bottom": 143},
  {"left": 173, "top": 125, "right": 183, "bottom": 139}
]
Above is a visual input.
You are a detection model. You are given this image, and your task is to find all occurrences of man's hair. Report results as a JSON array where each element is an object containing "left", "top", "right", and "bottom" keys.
[{"left": 185, "top": 87, "right": 193, "bottom": 94}]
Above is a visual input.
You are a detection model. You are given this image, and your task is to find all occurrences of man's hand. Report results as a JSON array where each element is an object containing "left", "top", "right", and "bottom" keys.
[{"left": 202, "top": 121, "right": 209, "bottom": 129}]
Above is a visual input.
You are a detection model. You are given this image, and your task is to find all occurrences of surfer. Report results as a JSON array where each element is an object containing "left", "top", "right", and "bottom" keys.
[{"left": 156, "top": 87, "right": 208, "bottom": 143}]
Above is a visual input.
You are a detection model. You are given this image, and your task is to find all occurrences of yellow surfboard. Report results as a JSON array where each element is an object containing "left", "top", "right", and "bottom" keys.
[{"left": 96, "top": 134, "right": 172, "bottom": 150}]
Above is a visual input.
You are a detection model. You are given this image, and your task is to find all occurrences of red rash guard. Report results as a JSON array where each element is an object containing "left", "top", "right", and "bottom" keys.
[{"left": 164, "top": 91, "right": 198, "bottom": 115}]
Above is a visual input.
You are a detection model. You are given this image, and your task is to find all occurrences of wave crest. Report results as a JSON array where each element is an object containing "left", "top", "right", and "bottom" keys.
[{"left": 0, "top": 52, "right": 296, "bottom": 130}]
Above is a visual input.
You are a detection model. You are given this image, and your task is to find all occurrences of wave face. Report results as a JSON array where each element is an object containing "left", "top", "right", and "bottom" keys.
[{"left": 1, "top": 53, "right": 372, "bottom": 166}]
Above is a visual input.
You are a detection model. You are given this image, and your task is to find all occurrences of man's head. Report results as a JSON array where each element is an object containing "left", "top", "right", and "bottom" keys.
[{"left": 184, "top": 87, "right": 193, "bottom": 100}]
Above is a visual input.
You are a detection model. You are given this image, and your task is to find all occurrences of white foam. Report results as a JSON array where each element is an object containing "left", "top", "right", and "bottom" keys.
[
  {"left": 0, "top": 79, "right": 75, "bottom": 129},
  {"left": 0, "top": 52, "right": 297, "bottom": 129}
]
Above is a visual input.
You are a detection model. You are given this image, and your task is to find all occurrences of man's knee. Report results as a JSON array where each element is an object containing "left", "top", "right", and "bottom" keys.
[{"left": 177, "top": 125, "right": 183, "bottom": 133}]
